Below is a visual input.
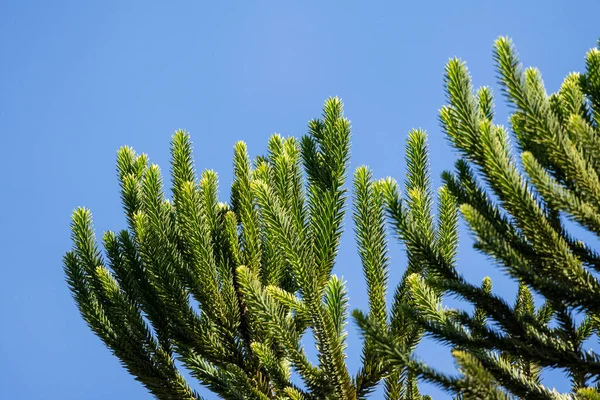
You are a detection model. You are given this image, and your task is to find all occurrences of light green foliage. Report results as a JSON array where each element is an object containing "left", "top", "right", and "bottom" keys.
[
  {"left": 357, "top": 37, "right": 600, "bottom": 399},
  {"left": 65, "top": 98, "right": 432, "bottom": 399},
  {"left": 353, "top": 129, "right": 458, "bottom": 400}
]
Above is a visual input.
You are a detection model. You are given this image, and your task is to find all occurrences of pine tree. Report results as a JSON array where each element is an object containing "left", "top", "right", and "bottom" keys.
[
  {"left": 65, "top": 98, "right": 435, "bottom": 399},
  {"left": 356, "top": 38, "right": 600, "bottom": 399}
]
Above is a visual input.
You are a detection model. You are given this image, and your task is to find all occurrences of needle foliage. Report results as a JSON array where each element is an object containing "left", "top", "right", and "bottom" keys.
[
  {"left": 356, "top": 37, "right": 600, "bottom": 399},
  {"left": 65, "top": 98, "right": 433, "bottom": 399}
]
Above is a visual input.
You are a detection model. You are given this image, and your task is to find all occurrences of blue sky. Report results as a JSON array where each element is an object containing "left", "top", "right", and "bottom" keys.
[{"left": 1, "top": 1, "right": 599, "bottom": 399}]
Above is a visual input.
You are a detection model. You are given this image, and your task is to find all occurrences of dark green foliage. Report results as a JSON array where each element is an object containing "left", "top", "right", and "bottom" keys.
[{"left": 357, "top": 37, "right": 600, "bottom": 399}]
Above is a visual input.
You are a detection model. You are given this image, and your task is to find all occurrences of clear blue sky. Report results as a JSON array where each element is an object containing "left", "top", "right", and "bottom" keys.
[{"left": 1, "top": 1, "right": 598, "bottom": 399}]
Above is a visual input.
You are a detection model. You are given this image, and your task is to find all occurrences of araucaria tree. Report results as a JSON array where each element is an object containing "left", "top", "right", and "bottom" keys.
[
  {"left": 66, "top": 37, "right": 600, "bottom": 399},
  {"left": 357, "top": 38, "right": 600, "bottom": 399},
  {"left": 65, "top": 98, "right": 440, "bottom": 399}
]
